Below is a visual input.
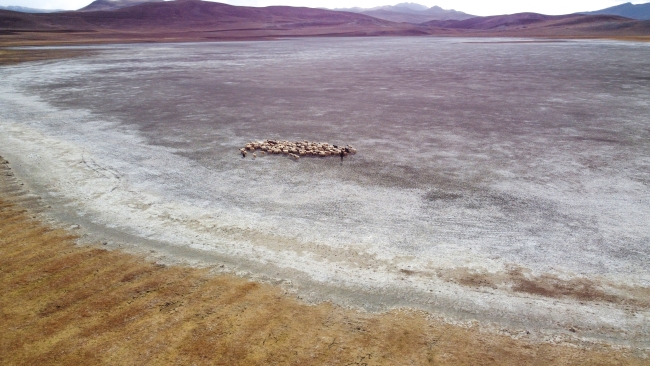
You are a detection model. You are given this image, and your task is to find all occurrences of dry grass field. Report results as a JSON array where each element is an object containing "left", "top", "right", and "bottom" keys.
[
  {"left": 1, "top": 156, "right": 647, "bottom": 365},
  {"left": 0, "top": 48, "right": 93, "bottom": 65}
]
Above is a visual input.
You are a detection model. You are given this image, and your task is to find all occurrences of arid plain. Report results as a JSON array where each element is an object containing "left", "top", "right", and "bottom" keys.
[{"left": 1, "top": 36, "right": 649, "bottom": 364}]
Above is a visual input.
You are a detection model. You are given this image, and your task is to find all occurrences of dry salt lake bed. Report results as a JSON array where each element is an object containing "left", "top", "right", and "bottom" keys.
[{"left": 1, "top": 37, "right": 649, "bottom": 349}]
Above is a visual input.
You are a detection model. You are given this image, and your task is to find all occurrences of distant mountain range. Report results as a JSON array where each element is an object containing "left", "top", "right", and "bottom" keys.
[
  {"left": 0, "top": 5, "right": 63, "bottom": 13},
  {"left": 2, "top": 0, "right": 650, "bottom": 22},
  {"left": 0, "top": 0, "right": 649, "bottom": 45},
  {"left": 334, "top": 2, "right": 474, "bottom": 23},
  {"left": 333, "top": 1, "right": 650, "bottom": 23},
  {"left": 582, "top": 2, "right": 650, "bottom": 20},
  {"left": 0, "top": 0, "right": 417, "bottom": 42}
]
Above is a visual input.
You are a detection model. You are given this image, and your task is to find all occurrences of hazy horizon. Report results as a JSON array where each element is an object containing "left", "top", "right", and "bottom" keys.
[{"left": 0, "top": 0, "right": 647, "bottom": 16}]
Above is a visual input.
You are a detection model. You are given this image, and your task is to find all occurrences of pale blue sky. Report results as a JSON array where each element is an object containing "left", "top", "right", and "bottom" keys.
[{"left": 1, "top": 0, "right": 645, "bottom": 16}]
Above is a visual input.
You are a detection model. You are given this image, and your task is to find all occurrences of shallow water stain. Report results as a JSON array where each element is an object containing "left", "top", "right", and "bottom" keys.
[{"left": 436, "top": 265, "right": 650, "bottom": 308}]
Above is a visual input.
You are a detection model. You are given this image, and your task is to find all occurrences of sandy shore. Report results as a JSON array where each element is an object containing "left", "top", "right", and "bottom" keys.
[{"left": 1, "top": 154, "right": 647, "bottom": 365}]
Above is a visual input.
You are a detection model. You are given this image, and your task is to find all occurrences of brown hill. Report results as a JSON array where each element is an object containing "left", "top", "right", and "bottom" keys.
[
  {"left": 0, "top": 2, "right": 649, "bottom": 46},
  {"left": 422, "top": 13, "right": 568, "bottom": 29},
  {"left": 79, "top": 0, "right": 165, "bottom": 12},
  {"left": 356, "top": 9, "right": 436, "bottom": 24},
  {"left": 1, "top": 0, "right": 394, "bottom": 30},
  {"left": 100, "top": 0, "right": 393, "bottom": 28},
  {"left": 421, "top": 12, "right": 650, "bottom": 38},
  {"left": 0, "top": 0, "right": 425, "bottom": 45}
]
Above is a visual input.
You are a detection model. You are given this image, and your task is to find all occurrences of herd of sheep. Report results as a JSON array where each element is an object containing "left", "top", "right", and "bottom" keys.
[{"left": 240, "top": 140, "right": 357, "bottom": 160}]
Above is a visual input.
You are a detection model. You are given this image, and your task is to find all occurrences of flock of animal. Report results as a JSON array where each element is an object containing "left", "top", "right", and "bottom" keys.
[{"left": 240, "top": 140, "right": 357, "bottom": 160}]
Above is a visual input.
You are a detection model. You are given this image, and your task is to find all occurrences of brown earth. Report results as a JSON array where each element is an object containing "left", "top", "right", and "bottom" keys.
[
  {"left": 78, "top": 0, "right": 166, "bottom": 12},
  {"left": 1, "top": 153, "right": 648, "bottom": 366},
  {"left": 435, "top": 266, "right": 650, "bottom": 311},
  {"left": 421, "top": 13, "right": 650, "bottom": 40},
  {"left": 0, "top": 0, "right": 420, "bottom": 47},
  {"left": 0, "top": 48, "right": 94, "bottom": 65},
  {"left": 0, "top": 15, "right": 649, "bottom": 362},
  {"left": 0, "top": 0, "right": 649, "bottom": 47}
]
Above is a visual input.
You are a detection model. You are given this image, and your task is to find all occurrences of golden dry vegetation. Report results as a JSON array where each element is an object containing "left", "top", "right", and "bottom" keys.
[
  {"left": 0, "top": 48, "right": 93, "bottom": 65},
  {"left": 0, "top": 159, "right": 646, "bottom": 365}
]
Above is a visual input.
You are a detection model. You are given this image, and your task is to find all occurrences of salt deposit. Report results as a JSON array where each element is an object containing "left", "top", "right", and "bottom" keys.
[{"left": 0, "top": 38, "right": 649, "bottom": 347}]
